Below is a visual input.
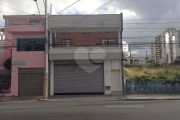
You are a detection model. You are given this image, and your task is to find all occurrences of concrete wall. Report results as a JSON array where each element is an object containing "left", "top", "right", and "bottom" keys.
[
  {"left": 49, "top": 14, "right": 122, "bottom": 32},
  {"left": 126, "top": 79, "right": 180, "bottom": 94}
]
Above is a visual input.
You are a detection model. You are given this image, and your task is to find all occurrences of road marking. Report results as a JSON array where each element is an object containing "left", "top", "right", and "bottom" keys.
[{"left": 106, "top": 105, "right": 144, "bottom": 108}]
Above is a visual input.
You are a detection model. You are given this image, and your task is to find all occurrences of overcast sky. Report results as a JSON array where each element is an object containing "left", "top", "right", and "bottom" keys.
[{"left": 1, "top": 0, "right": 180, "bottom": 57}]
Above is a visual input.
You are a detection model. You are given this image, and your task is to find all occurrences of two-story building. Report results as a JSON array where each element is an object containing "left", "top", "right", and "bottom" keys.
[
  {"left": 2, "top": 15, "right": 45, "bottom": 96},
  {"left": 48, "top": 14, "right": 123, "bottom": 96}
]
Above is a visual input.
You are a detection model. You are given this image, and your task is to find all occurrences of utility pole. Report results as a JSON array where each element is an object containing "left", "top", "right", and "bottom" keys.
[
  {"left": 44, "top": 0, "right": 49, "bottom": 99},
  {"left": 129, "top": 45, "right": 131, "bottom": 57},
  {"left": 33, "top": 0, "right": 48, "bottom": 99}
]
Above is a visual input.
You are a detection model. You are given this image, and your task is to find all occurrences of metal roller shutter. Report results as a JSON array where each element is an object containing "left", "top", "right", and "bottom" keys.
[
  {"left": 18, "top": 68, "right": 44, "bottom": 96},
  {"left": 54, "top": 63, "right": 104, "bottom": 94}
]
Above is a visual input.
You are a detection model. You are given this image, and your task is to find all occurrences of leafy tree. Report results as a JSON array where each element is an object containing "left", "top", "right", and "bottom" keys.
[
  {"left": 174, "top": 56, "right": 180, "bottom": 65},
  {"left": 3, "top": 58, "right": 12, "bottom": 70}
]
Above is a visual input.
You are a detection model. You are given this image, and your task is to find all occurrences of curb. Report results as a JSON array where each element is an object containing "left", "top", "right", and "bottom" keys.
[
  {"left": 0, "top": 96, "right": 15, "bottom": 102},
  {"left": 122, "top": 98, "right": 180, "bottom": 101}
]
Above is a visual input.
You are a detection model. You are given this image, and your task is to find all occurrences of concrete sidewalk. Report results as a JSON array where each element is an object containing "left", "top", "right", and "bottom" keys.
[{"left": 1, "top": 94, "right": 180, "bottom": 102}]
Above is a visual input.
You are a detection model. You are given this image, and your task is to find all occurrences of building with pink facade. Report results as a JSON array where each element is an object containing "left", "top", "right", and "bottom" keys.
[{"left": 1, "top": 15, "right": 45, "bottom": 96}]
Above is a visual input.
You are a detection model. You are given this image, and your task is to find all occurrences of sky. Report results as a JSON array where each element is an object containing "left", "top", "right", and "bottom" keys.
[{"left": 1, "top": 0, "right": 180, "bottom": 57}]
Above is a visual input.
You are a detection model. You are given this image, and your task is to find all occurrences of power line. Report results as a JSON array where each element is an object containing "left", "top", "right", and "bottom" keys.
[
  {"left": 0, "top": 2, "right": 30, "bottom": 14},
  {"left": 123, "top": 18, "right": 180, "bottom": 21},
  {"left": 56, "top": 0, "right": 80, "bottom": 15},
  {"left": 55, "top": 0, "right": 114, "bottom": 33}
]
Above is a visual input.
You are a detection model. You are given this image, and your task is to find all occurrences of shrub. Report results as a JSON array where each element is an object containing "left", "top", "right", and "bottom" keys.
[
  {"left": 124, "top": 69, "right": 130, "bottom": 78},
  {"left": 140, "top": 75, "right": 148, "bottom": 80},
  {"left": 152, "top": 76, "right": 157, "bottom": 79},
  {"left": 165, "top": 69, "right": 168, "bottom": 74},
  {"left": 158, "top": 74, "right": 167, "bottom": 79},
  {"left": 175, "top": 72, "right": 180, "bottom": 79},
  {"left": 3, "top": 58, "right": 11, "bottom": 70},
  {"left": 137, "top": 65, "right": 143, "bottom": 69}
]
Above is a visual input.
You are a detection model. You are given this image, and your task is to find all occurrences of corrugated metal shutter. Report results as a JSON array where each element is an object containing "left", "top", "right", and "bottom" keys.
[
  {"left": 18, "top": 68, "right": 44, "bottom": 96},
  {"left": 54, "top": 64, "right": 104, "bottom": 94}
]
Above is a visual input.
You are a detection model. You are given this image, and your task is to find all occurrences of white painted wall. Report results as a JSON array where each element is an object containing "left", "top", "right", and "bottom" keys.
[{"left": 104, "top": 59, "right": 122, "bottom": 95}]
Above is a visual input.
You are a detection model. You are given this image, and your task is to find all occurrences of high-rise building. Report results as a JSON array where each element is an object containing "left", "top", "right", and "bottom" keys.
[{"left": 151, "top": 28, "right": 180, "bottom": 64}]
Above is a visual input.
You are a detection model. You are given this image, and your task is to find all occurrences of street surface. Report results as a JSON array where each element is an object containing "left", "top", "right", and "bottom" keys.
[{"left": 0, "top": 100, "right": 180, "bottom": 120}]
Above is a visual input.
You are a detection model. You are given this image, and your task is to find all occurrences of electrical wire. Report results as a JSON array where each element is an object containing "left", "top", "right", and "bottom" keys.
[{"left": 0, "top": 2, "right": 30, "bottom": 14}]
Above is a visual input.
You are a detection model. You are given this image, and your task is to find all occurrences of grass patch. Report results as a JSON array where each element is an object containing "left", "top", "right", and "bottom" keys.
[{"left": 124, "top": 65, "right": 180, "bottom": 80}]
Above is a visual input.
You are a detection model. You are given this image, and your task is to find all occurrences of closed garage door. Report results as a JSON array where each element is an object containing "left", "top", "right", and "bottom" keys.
[
  {"left": 54, "top": 63, "right": 104, "bottom": 94},
  {"left": 18, "top": 68, "right": 44, "bottom": 96}
]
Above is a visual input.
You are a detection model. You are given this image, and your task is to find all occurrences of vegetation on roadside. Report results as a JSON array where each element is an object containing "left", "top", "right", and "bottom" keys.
[
  {"left": 124, "top": 64, "right": 180, "bottom": 80},
  {"left": 3, "top": 58, "right": 12, "bottom": 71}
]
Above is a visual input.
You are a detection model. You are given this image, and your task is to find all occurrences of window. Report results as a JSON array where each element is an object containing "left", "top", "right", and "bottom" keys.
[
  {"left": 29, "top": 19, "right": 40, "bottom": 25},
  {"left": 102, "top": 39, "right": 116, "bottom": 46},
  {"left": 63, "top": 40, "right": 71, "bottom": 46},
  {"left": 17, "top": 38, "right": 45, "bottom": 51}
]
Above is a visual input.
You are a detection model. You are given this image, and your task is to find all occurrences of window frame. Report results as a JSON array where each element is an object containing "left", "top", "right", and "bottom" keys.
[
  {"left": 63, "top": 39, "right": 71, "bottom": 47},
  {"left": 17, "top": 38, "right": 45, "bottom": 51},
  {"left": 102, "top": 39, "right": 116, "bottom": 46}
]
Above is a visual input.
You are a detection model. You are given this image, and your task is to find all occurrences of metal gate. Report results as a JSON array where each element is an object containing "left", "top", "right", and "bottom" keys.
[
  {"left": 18, "top": 68, "right": 44, "bottom": 96},
  {"left": 54, "top": 63, "right": 104, "bottom": 94}
]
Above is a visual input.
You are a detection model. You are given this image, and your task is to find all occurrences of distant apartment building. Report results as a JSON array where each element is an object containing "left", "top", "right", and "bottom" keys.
[{"left": 151, "top": 28, "right": 180, "bottom": 64}]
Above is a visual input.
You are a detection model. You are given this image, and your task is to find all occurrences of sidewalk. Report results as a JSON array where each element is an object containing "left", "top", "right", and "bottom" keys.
[{"left": 1, "top": 94, "right": 180, "bottom": 102}]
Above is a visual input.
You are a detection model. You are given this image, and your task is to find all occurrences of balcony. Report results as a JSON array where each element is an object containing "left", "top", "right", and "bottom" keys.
[
  {"left": 4, "top": 17, "right": 44, "bottom": 32},
  {"left": 49, "top": 43, "right": 122, "bottom": 60}
]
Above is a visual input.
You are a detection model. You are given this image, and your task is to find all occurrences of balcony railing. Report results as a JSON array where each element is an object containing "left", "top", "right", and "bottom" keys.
[
  {"left": 51, "top": 42, "right": 122, "bottom": 48},
  {"left": 6, "top": 18, "right": 44, "bottom": 26}
]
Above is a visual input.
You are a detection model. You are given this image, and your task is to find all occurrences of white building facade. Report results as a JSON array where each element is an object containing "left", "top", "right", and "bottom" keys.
[
  {"left": 151, "top": 28, "right": 180, "bottom": 64},
  {"left": 48, "top": 14, "right": 124, "bottom": 96}
]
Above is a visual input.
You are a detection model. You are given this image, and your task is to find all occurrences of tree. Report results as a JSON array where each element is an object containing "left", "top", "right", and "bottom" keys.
[
  {"left": 174, "top": 56, "right": 180, "bottom": 65},
  {"left": 3, "top": 58, "right": 12, "bottom": 70}
]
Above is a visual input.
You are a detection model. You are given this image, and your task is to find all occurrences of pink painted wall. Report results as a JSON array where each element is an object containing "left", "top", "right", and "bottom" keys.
[
  {"left": 11, "top": 50, "right": 44, "bottom": 96},
  {"left": 10, "top": 32, "right": 44, "bottom": 96}
]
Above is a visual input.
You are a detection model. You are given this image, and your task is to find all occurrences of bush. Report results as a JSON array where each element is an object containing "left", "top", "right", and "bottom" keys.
[
  {"left": 124, "top": 69, "right": 130, "bottom": 78},
  {"left": 137, "top": 65, "right": 144, "bottom": 69},
  {"left": 158, "top": 74, "right": 167, "bottom": 79},
  {"left": 165, "top": 69, "right": 168, "bottom": 74},
  {"left": 141, "top": 75, "right": 148, "bottom": 80},
  {"left": 134, "top": 75, "right": 148, "bottom": 80},
  {"left": 3, "top": 58, "right": 11, "bottom": 70},
  {"left": 151, "top": 76, "right": 157, "bottom": 79},
  {"left": 175, "top": 72, "right": 180, "bottom": 79}
]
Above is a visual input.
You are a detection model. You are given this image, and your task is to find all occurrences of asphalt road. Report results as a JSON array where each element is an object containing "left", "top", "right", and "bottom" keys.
[{"left": 0, "top": 100, "right": 180, "bottom": 120}]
